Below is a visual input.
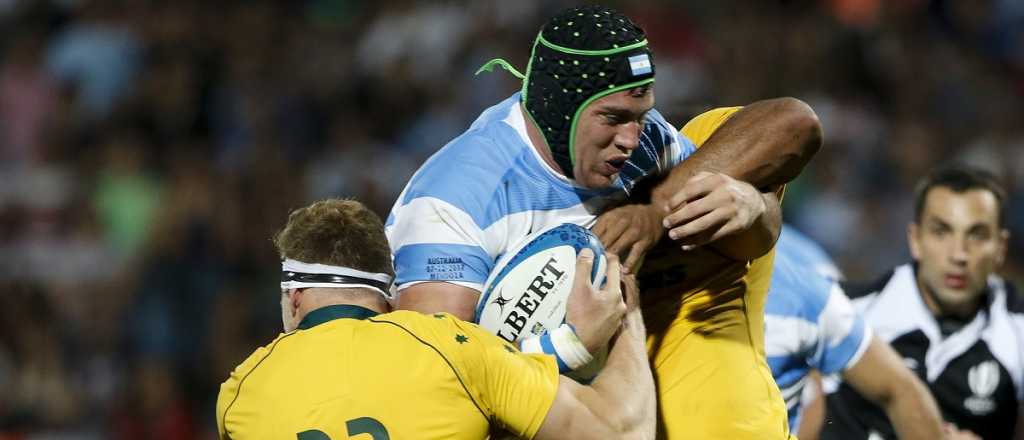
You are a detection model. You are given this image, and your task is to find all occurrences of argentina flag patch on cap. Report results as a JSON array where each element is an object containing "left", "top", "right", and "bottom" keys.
[{"left": 628, "top": 54, "right": 652, "bottom": 76}]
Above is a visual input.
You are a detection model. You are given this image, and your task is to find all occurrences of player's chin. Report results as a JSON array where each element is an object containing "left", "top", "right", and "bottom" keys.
[
  {"left": 934, "top": 287, "right": 974, "bottom": 308},
  {"left": 580, "top": 170, "right": 618, "bottom": 189}
]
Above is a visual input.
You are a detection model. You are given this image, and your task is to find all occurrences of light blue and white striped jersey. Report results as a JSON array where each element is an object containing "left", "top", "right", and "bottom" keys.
[
  {"left": 765, "top": 226, "right": 872, "bottom": 429},
  {"left": 386, "top": 93, "right": 694, "bottom": 293},
  {"left": 777, "top": 224, "right": 843, "bottom": 282}
]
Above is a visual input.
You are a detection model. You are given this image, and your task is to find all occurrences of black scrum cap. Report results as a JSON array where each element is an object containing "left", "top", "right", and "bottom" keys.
[{"left": 477, "top": 5, "right": 654, "bottom": 178}]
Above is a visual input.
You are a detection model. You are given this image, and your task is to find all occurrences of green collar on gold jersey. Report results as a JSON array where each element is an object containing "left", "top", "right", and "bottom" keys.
[{"left": 298, "top": 304, "right": 380, "bottom": 329}]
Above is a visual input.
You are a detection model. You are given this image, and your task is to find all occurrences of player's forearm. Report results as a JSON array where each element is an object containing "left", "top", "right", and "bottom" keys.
[
  {"left": 396, "top": 282, "right": 480, "bottom": 321},
  {"left": 588, "top": 309, "right": 656, "bottom": 439},
  {"left": 652, "top": 97, "right": 822, "bottom": 208},
  {"left": 847, "top": 338, "right": 946, "bottom": 440},
  {"left": 883, "top": 378, "right": 946, "bottom": 440},
  {"left": 710, "top": 190, "right": 781, "bottom": 260}
]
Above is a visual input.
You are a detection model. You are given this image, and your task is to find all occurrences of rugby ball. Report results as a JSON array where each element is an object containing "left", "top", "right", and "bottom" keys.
[{"left": 475, "top": 223, "right": 607, "bottom": 344}]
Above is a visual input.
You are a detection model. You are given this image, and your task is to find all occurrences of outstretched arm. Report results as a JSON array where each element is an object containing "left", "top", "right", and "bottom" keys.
[{"left": 843, "top": 337, "right": 945, "bottom": 440}]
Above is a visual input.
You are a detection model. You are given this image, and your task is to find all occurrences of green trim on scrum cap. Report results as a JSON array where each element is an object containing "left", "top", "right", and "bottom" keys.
[
  {"left": 567, "top": 77, "right": 656, "bottom": 168},
  {"left": 474, "top": 34, "right": 556, "bottom": 164},
  {"left": 475, "top": 58, "right": 526, "bottom": 79},
  {"left": 519, "top": 31, "right": 547, "bottom": 158},
  {"left": 520, "top": 31, "right": 543, "bottom": 104},
  {"left": 501, "top": 18, "right": 656, "bottom": 177},
  {"left": 537, "top": 35, "right": 649, "bottom": 56},
  {"left": 521, "top": 100, "right": 555, "bottom": 165}
]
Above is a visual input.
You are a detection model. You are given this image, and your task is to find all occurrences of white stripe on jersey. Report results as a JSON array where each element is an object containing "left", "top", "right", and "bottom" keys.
[
  {"left": 781, "top": 376, "right": 808, "bottom": 408},
  {"left": 387, "top": 196, "right": 492, "bottom": 255},
  {"left": 387, "top": 93, "right": 691, "bottom": 293},
  {"left": 386, "top": 196, "right": 616, "bottom": 288},
  {"left": 764, "top": 315, "right": 818, "bottom": 358},
  {"left": 820, "top": 284, "right": 862, "bottom": 348}
]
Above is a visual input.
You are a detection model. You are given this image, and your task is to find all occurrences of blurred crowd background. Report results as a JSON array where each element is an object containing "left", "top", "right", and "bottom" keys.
[{"left": 0, "top": 0, "right": 1021, "bottom": 438}]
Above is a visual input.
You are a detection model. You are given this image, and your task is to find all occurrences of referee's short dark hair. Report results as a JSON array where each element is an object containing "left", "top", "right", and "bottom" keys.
[{"left": 913, "top": 165, "right": 1008, "bottom": 227}]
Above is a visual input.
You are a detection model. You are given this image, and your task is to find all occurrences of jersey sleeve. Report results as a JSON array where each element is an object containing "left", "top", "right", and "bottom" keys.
[
  {"left": 680, "top": 106, "right": 743, "bottom": 148},
  {"left": 444, "top": 317, "right": 560, "bottom": 439},
  {"left": 216, "top": 342, "right": 276, "bottom": 440},
  {"left": 811, "top": 283, "right": 872, "bottom": 375},
  {"left": 387, "top": 195, "right": 495, "bottom": 292},
  {"left": 216, "top": 377, "right": 235, "bottom": 439},
  {"left": 643, "top": 109, "right": 696, "bottom": 170},
  {"left": 386, "top": 126, "right": 523, "bottom": 294}
]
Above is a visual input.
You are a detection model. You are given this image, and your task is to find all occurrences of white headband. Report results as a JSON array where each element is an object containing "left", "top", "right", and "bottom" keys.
[{"left": 281, "top": 258, "right": 395, "bottom": 300}]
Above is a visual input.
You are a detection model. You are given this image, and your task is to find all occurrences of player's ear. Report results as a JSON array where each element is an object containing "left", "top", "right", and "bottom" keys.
[
  {"left": 907, "top": 222, "right": 922, "bottom": 261},
  {"left": 996, "top": 228, "right": 1010, "bottom": 267},
  {"left": 290, "top": 288, "right": 305, "bottom": 315}
]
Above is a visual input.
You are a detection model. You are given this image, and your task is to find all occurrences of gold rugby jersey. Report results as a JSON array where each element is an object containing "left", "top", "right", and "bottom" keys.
[
  {"left": 217, "top": 305, "right": 559, "bottom": 439},
  {"left": 641, "top": 107, "right": 792, "bottom": 439}
]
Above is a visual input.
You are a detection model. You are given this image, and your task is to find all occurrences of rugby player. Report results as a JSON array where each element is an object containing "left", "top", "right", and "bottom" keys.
[
  {"left": 387, "top": 6, "right": 821, "bottom": 439},
  {"left": 216, "top": 199, "right": 656, "bottom": 439},
  {"left": 765, "top": 226, "right": 945, "bottom": 439}
]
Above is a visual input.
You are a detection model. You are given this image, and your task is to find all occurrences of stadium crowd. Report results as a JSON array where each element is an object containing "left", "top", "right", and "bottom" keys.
[{"left": 0, "top": 0, "right": 1021, "bottom": 438}]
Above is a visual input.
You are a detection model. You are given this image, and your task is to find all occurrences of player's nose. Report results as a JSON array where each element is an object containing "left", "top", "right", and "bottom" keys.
[
  {"left": 948, "top": 235, "right": 970, "bottom": 265},
  {"left": 614, "top": 122, "right": 642, "bottom": 152}
]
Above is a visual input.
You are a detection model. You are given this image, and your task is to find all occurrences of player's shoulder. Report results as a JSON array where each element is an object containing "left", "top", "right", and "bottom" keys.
[
  {"left": 367, "top": 309, "right": 449, "bottom": 334},
  {"left": 681, "top": 106, "right": 743, "bottom": 147},
  {"left": 777, "top": 225, "right": 842, "bottom": 279},
  {"left": 767, "top": 250, "right": 833, "bottom": 318},
  {"left": 222, "top": 331, "right": 298, "bottom": 390},
  {"left": 395, "top": 96, "right": 530, "bottom": 207},
  {"left": 400, "top": 133, "right": 512, "bottom": 198},
  {"left": 683, "top": 106, "right": 744, "bottom": 127},
  {"left": 217, "top": 335, "right": 296, "bottom": 435},
  {"left": 371, "top": 310, "right": 488, "bottom": 340},
  {"left": 371, "top": 310, "right": 513, "bottom": 359},
  {"left": 998, "top": 277, "right": 1024, "bottom": 315}
]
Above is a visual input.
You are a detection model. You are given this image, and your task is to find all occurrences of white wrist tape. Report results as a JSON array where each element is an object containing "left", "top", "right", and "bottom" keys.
[{"left": 518, "top": 324, "right": 594, "bottom": 373}]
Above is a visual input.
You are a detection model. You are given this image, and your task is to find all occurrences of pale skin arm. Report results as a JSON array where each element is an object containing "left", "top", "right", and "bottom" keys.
[
  {"left": 397, "top": 282, "right": 480, "bottom": 322},
  {"left": 796, "top": 372, "right": 825, "bottom": 440},
  {"left": 943, "top": 424, "right": 982, "bottom": 440},
  {"left": 595, "top": 97, "right": 821, "bottom": 268},
  {"left": 842, "top": 337, "right": 946, "bottom": 440},
  {"left": 534, "top": 269, "right": 655, "bottom": 440}
]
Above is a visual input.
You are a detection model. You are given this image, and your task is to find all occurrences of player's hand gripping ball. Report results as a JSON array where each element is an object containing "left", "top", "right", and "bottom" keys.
[{"left": 475, "top": 223, "right": 607, "bottom": 343}]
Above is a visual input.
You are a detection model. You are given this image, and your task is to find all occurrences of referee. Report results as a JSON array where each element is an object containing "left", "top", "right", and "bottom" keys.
[{"left": 822, "top": 166, "right": 1023, "bottom": 439}]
